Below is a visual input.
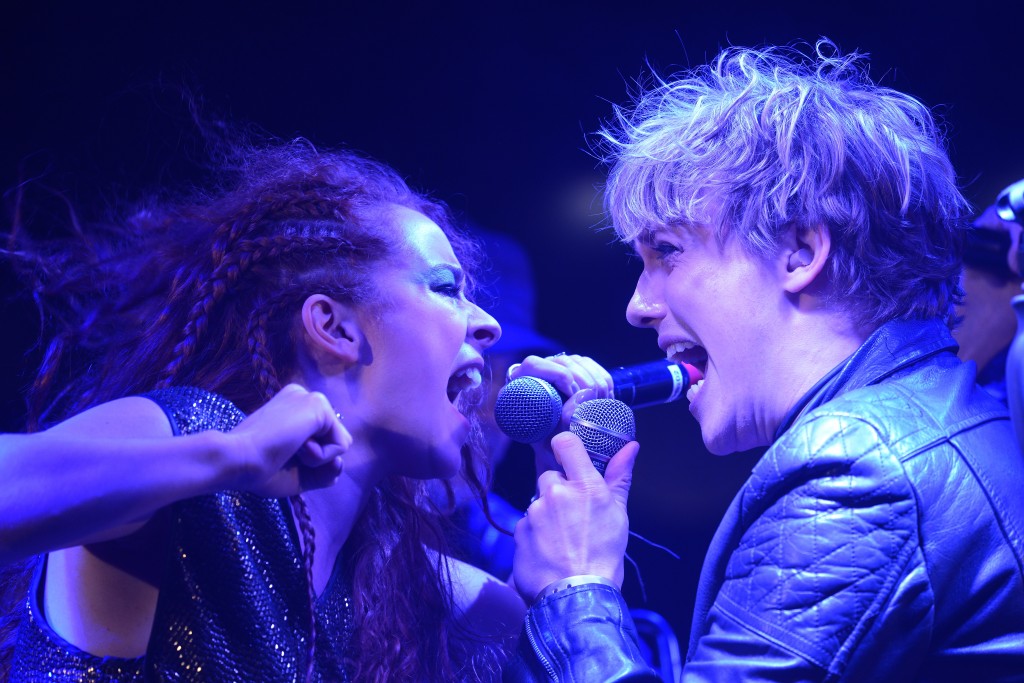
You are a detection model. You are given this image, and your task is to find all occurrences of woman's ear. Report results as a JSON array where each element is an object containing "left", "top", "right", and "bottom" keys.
[
  {"left": 781, "top": 223, "right": 831, "bottom": 294},
  {"left": 300, "top": 294, "right": 363, "bottom": 368}
]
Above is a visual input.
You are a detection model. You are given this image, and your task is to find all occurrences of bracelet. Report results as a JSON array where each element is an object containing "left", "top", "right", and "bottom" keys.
[{"left": 534, "top": 574, "right": 620, "bottom": 603}]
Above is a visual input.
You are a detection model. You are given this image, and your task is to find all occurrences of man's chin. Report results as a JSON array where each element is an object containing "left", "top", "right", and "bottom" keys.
[{"left": 701, "top": 426, "right": 747, "bottom": 456}]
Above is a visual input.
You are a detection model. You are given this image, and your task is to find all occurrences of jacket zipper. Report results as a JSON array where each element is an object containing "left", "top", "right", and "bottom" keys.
[{"left": 525, "top": 613, "right": 558, "bottom": 680}]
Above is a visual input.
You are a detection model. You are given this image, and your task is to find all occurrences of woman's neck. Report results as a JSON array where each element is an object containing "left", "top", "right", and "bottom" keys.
[{"left": 299, "top": 441, "right": 381, "bottom": 596}]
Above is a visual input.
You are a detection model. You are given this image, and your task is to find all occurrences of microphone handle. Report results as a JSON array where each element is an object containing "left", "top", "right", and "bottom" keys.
[{"left": 610, "top": 359, "right": 691, "bottom": 408}]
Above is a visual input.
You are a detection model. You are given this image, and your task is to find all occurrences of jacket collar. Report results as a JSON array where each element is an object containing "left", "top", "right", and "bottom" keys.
[{"left": 773, "top": 318, "right": 959, "bottom": 441}]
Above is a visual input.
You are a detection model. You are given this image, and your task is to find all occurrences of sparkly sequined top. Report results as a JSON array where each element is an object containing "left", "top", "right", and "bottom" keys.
[{"left": 10, "top": 386, "right": 354, "bottom": 682}]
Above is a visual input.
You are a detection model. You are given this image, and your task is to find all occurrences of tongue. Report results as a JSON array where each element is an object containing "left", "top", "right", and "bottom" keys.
[{"left": 682, "top": 362, "right": 704, "bottom": 384}]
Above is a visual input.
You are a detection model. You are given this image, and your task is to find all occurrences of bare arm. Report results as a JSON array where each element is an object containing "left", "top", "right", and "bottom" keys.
[
  {"left": 449, "top": 557, "right": 527, "bottom": 651},
  {"left": 0, "top": 384, "right": 348, "bottom": 563}
]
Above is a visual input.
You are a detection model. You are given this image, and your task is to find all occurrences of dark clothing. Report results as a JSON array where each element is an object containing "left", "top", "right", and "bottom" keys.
[
  {"left": 978, "top": 345, "right": 1010, "bottom": 404},
  {"left": 502, "top": 583, "right": 658, "bottom": 682},
  {"left": 10, "top": 387, "right": 354, "bottom": 682},
  {"left": 454, "top": 492, "right": 521, "bottom": 580},
  {"left": 508, "top": 318, "right": 1024, "bottom": 682}
]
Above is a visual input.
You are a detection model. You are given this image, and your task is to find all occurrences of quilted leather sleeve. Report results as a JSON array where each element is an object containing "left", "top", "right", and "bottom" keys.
[
  {"left": 504, "top": 584, "right": 661, "bottom": 682},
  {"left": 691, "top": 411, "right": 930, "bottom": 680}
]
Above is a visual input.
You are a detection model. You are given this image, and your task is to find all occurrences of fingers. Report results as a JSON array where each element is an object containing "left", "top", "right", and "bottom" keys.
[
  {"left": 297, "top": 454, "right": 344, "bottom": 491},
  {"left": 294, "top": 433, "right": 347, "bottom": 468},
  {"left": 569, "top": 355, "right": 614, "bottom": 397},
  {"left": 538, "top": 433, "right": 638, "bottom": 506},
  {"left": 516, "top": 433, "right": 633, "bottom": 600},
  {"left": 561, "top": 387, "right": 595, "bottom": 427},
  {"left": 511, "top": 353, "right": 614, "bottom": 398},
  {"left": 603, "top": 441, "right": 639, "bottom": 508},
  {"left": 290, "top": 387, "right": 352, "bottom": 468},
  {"left": 233, "top": 384, "right": 351, "bottom": 495},
  {"left": 549, "top": 431, "right": 603, "bottom": 483}
]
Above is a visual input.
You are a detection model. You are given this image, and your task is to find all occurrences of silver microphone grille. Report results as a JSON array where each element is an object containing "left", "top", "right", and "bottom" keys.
[
  {"left": 494, "top": 376, "right": 563, "bottom": 443},
  {"left": 569, "top": 399, "right": 636, "bottom": 476}
]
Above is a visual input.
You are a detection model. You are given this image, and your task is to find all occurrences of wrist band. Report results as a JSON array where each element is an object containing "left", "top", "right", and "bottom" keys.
[{"left": 534, "top": 574, "right": 619, "bottom": 603}]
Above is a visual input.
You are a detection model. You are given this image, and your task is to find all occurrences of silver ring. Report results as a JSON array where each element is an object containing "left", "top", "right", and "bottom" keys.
[{"left": 506, "top": 362, "right": 522, "bottom": 383}]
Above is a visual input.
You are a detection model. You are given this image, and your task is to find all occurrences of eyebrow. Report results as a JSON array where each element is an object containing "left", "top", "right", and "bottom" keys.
[
  {"left": 636, "top": 231, "right": 657, "bottom": 247},
  {"left": 634, "top": 230, "right": 663, "bottom": 251},
  {"left": 422, "top": 264, "right": 465, "bottom": 283}
]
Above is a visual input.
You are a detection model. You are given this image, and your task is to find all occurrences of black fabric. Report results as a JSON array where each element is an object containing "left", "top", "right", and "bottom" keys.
[{"left": 10, "top": 386, "right": 354, "bottom": 682}]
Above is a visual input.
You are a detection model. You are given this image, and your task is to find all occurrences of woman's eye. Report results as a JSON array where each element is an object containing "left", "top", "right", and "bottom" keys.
[{"left": 433, "top": 283, "right": 463, "bottom": 298}]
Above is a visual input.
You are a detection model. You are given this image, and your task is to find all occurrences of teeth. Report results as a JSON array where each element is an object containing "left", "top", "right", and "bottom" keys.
[
  {"left": 686, "top": 379, "right": 704, "bottom": 402},
  {"left": 460, "top": 367, "right": 482, "bottom": 390},
  {"left": 665, "top": 341, "right": 696, "bottom": 361},
  {"left": 450, "top": 367, "right": 483, "bottom": 396}
]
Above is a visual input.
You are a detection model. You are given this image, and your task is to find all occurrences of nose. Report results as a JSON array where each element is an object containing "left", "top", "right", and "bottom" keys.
[
  {"left": 469, "top": 303, "right": 501, "bottom": 351},
  {"left": 625, "top": 271, "right": 665, "bottom": 329}
]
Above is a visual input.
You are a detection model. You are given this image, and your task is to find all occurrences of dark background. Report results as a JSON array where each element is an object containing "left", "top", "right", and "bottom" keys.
[{"left": 3, "top": 0, "right": 1022, "bottom": 649}]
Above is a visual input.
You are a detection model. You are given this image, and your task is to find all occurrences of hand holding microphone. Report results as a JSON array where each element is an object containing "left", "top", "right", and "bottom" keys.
[
  {"left": 504, "top": 352, "right": 642, "bottom": 602},
  {"left": 513, "top": 430, "right": 639, "bottom": 602},
  {"left": 495, "top": 356, "right": 699, "bottom": 442},
  {"left": 495, "top": 353, "right": 701, "bottom": 476}
]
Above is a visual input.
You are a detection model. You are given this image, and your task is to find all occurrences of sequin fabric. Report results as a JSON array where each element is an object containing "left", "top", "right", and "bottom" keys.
[{"left": 10, "top": 386, "right": 354, "bottom": 682}]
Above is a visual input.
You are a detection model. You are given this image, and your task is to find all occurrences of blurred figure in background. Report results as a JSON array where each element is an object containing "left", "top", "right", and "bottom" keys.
[{"left": 955, "top": 177, "right": 1024, "bottom": 403}]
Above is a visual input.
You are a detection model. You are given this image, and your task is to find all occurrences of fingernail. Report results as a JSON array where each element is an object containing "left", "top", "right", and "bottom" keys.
[{"left": 573, "top": 387, "right": 595, "bottom": 403}]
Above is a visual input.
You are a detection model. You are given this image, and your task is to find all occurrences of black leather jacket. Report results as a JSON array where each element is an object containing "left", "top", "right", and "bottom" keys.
[{"left": 507, "top": 319, "right": 1024, "bottom": 682}]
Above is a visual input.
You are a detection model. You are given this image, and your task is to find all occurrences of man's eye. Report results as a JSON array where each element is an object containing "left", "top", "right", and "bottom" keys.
[{"left": 654, "top": 242, "right": 680, "bottom": 258}]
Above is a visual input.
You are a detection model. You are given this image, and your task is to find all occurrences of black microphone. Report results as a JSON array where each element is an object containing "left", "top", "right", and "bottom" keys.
[
  {"left": 569, "top": 399, "right": 636, "bottom": 476},
  {"left": 608, "top": 359, "right": 692, "bottom": 408},
  {"left": 494, "top": 359, "right": 696, "bottom": 443},
  {"left": 964, "top": 226, "right": 1014, "bottom": 278}
]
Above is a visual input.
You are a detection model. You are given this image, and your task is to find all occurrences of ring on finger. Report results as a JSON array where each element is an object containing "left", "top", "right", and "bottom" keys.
[{"left": 506, "top": 362, "right": 522, "bottom": 383}]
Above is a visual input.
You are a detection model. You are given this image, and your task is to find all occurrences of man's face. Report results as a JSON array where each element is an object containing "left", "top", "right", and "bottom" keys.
[{"left": 626, "top": 223, "right": 789, "bottom": 455}]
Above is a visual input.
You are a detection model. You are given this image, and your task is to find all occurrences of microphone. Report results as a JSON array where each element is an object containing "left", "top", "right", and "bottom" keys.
[
  {"left": 494, "top": 359, "right": 698, "bottom": 443},
  {"left": 493, "top": 376, "right": 563, "bottom": 444},
  {"left": 996, "top": 178, "right": 1024, "bottom": 225},
  {"left": 569, "top": 399, "right": 635, "bottom": 476},
  {"left": 608, "top": 359, "right": 693, "bottom": 408}
]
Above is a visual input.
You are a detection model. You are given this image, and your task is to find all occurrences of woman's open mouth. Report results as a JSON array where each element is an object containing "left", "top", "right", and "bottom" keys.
[{"left": 446, "top": 366, "right": 483, "bottom": 404}]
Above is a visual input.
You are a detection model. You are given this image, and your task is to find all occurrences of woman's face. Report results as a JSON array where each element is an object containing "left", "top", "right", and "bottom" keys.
[{"left": 356, "top": 206, "right": 500, "bottom": 478}]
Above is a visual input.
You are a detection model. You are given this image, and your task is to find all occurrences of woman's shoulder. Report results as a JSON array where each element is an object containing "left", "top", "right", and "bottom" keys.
[
  {"left": 43, "top": 395, "right": 175, "bottom": 439},
  {"left": 141, "top": 386, "right": 246, "bottom": 435}
]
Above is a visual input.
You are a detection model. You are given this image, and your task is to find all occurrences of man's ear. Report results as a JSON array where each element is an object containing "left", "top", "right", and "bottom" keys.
[
  {"left": 781, "top": 223, "right": 831, "bottom": 294},
  {"left": 300, "top": 294, "right": 363, "bottom": 367}
]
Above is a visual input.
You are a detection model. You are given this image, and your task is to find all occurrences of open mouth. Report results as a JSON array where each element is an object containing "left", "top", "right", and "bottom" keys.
[
  {"left": 666, "top": 342, "right": 707, "bottom": 401},
  {"left": 447, "top": 366, "right": 483, "bottom": 404}
]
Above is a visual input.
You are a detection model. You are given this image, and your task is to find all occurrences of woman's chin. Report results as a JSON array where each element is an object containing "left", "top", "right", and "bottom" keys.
[{"left": 415, "top": 443, "right": 463, "bottom": 480}]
